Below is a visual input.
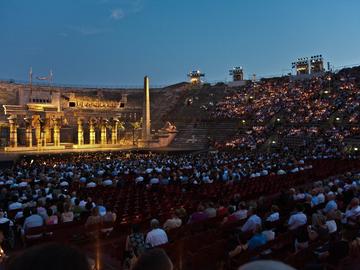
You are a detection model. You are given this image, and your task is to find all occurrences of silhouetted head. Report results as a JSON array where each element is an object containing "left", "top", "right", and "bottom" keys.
[
  {"left": 7, "top": 243, "right": 90, "bottom": 270},
  {"left": 132, "top": 248, "right": 173, "bottom": 270}
]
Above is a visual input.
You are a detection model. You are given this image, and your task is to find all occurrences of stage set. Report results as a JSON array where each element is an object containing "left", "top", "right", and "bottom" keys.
[{"left": 1, "top": 76, "right": 177, "bottom": 155}]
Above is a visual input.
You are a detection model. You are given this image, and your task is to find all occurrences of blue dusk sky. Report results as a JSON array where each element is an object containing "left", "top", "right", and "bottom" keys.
[{"left": 1, "top": 0, "right": 360, "bottom": 87}]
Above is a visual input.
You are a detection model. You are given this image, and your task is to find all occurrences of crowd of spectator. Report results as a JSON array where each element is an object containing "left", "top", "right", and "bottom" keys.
[
  {"left": 0, "top": 67, "right": 360, "bottom": 269},
  {"left": 213, "top": 67, "right": 360, "bottom": 153}
]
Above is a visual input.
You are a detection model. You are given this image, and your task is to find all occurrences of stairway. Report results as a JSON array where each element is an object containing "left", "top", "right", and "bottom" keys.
[{"left": 170, "top": 122, "right": 209, "bottom": 149}]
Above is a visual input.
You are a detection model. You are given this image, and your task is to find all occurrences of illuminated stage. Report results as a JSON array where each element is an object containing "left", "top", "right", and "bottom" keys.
[{"left": 1, "top": 76, "right": 178, "bottom": 153}]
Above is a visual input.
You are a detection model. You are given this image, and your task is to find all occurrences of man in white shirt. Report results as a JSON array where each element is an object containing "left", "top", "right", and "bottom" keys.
[
  {"left": 241, "top": 207, "right": 261, "bottom": 233},
  {"left": 163, "top": 211, "right": 182, "bottom": 231},
  {"left": 146, "top": 219, "right": 168, "bottom": 247},
  {"left": 288, "top": 205, "right": 307, "bottom": 230}
]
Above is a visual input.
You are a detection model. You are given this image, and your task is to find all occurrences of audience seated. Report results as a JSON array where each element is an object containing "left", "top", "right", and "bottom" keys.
[{"left": 145, "top": 219, "right": 168, "bottom": 247}]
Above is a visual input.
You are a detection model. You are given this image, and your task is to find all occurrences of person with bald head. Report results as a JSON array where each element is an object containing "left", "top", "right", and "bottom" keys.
[
  {"left": 238, "top": 260, "right": 295, "bottom": 270},
  {"left": 145, "top": 219, "right": 168, "bottom": 247}
]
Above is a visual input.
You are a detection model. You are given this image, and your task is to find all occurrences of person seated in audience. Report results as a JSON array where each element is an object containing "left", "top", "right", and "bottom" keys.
[
  {"left": 61, "top": 203, "right": 74, "bottom": 223},
  {"left": 288, "top": 204, "right": 307, "bottom": 230},
  {"left": 320, "top": 229, "right": 353, "bottom": 266},
  {"left": 85, "top": 207, "right": 101, "bottom": 228},
  {"left": 45, "top": 209, "right": 58, "bottom": 225},
  {"left": 262, "top": 221, "right": 276, "bottom": 241},
  {"left": 124, "top": 224, "right": 147, "bottom": 269},
  {"left": 163, "top": 210, "right": 182, "bottom": 231},
  {"left": 229, "top": 224, "right": 267, "bottom": 257},
  {"left": 303, "top": 195, "right": 313, "bottom": 216},
  {"left": 8, "top": 196, "right": 22, "bottom": 211},
  {"left": 188, "top": 204, "right": 208, "bottom": 224},
  {"left": 216, "top": 200, "right": 228, "bottom": 217},
  {"left": 204, "top": 201, "right": 217, "bottom": 218},
  {"left": 96, "top": 199, "right": 106, "bottom": 217},
  {"left": 247, "top": 224, "right": 268, "bottom": 250},
  {"left": 241, "top": 206, "right": 261, "bottom": 233},
  {"left": 132, "top": 248, "right": 173, "bottom": 270},
  {"left": 101, "top": 206, "right": 116, "bottom": 234},
  {"left": 36, "top": 201, "right": 47, "bottom": 220},
  {"left": 22, "top": 207, "right": 43, "bottom": 239},
  {"left": 265, "top": 205, "right": 280, "bottom": 222},
  {"left": 238, "top": 260, "right": 296, "bottom": 270},
  {"left": 145, "top": 219, "right": 168, "bottom": 247},
  {"left": 308, "top": 213, "right": 329, "bottom": 241},
  {"left": 72, "top": 199, "right": 84, "bottom": 220},
  {"left": 6, "top": 243, "right": 90, "bottom": 270},
  {"left": 222, "top": 206, "right": 238, "bottom": 225},
  {"left": 175, "top": 206, "right": 187, "bottom": 223},
  {"left": 323, "top": 192, "right": 338, "bottom": 214},
  {"left": 294, "top": 225, "right": 309, "bottom": 252},
  {"left": 234, "top": 202, "right": 248, "bottom": 221},
  {"left": 102, "top": 205, "right": 116, "bottom": 223},
  {"left": 342, "top": 197, "right": 360, "bottom": 225},
  {"left": 338, "top": 237, "right": 360, "bottom": 270},
  {"left": 0, "top": 210, "right": 12, "bottom": 226}
]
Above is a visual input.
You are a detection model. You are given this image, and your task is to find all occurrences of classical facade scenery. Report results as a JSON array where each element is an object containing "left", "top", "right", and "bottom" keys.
[{"left": 0, "top": 77, "right": 177, "bottom": 152}]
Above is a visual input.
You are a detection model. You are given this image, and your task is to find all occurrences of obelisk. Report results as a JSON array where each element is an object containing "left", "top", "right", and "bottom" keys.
[{"left": 142, "top": 76, "right": 151, "bottom": 141}]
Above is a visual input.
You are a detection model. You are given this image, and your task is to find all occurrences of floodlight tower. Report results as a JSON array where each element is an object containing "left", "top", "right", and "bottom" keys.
[
  {"left": 187, "top": 70, "right": 205, "bottom": 85},
  {"left": 310, "top": 55, "right": 324, "bottom": 74},
  {"left": 292, "top": 57, "right": 310, "bottom": 75},
  {"left": 229, "top": 67, "right": 244, "bottom": 81}
]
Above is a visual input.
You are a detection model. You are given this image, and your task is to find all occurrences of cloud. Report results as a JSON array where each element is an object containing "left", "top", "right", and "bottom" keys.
[
  {"left": 110, "top": 8, "right": 125, "bottom": 20},
  {"left": 67, "top": 25, "right": 111, "bottom": 36}
]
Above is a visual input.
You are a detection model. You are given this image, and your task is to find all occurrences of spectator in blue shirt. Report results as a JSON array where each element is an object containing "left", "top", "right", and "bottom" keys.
[{"left": 248, "top": 225, "right": 267, "bottom": 250}]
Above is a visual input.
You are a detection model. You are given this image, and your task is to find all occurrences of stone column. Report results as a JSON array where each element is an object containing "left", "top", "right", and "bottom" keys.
[
  {"left": 35, "top": 118, "right": 42, "bottom": 148},
  {"left": 142, "top": 76, "right": 151, "bottom": 140},
  {"left": 101, "top": 120, "right": 107, "bottom": 145},
  {"left": 53, "top": 118, "right": 60, "bottom": 147},
  {"left": 89, "top": 119, "right": 96, "bottom": 145},
  {"left": 8, "top": 116, "right": 17, "bottom": 148},
  {"left": 77, "top": 118, "right": 84, "bottom": 145},
  {"left": 44, "top": 119, "right": 50, "bottom": 147},
  {"left": 25, "top": 117, "right": 32, "bottom": 147},
  {"left": 44, "top": 118, "right": 51, "bottom": 146},
  {"left": 111, "top": 120, "right": 118, "bottom": 145}
]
